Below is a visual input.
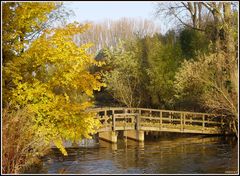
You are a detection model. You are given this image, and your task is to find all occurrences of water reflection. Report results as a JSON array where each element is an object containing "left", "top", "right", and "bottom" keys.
[
  {"left": 100, "top": 140, "right": 118, "bottom": 151},
  {"left": 38, "top": 136, "right": 237, "bottom": 174}
]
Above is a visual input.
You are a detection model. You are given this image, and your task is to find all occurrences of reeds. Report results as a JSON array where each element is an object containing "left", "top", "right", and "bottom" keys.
[{"left": 2, "top": 106, "right": 49, "bottom": 174}]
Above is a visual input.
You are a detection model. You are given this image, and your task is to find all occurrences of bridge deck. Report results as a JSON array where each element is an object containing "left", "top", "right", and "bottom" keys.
[{"left": 90, "top": 107, "right": 225, "bottom": 135}]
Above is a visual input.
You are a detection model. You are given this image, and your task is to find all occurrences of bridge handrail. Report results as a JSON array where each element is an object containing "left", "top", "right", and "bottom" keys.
[
  {"left": 88, "top": 107, "right": 225, "bottom": 135},
  {"left": 88, "top": 107, "right": 225, "bottom": 117}
]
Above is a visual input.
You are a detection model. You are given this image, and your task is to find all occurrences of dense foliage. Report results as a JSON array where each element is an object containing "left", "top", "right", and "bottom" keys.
[
  {"left": 2, "top": 2, "right": 104, "bottom": 173},
  {"left": 96, "top": 2, "right": 238, "bottom": 135}
]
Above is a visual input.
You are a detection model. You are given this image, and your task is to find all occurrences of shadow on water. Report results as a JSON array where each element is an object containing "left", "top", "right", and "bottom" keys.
[{"left": 26, "top": 133, "right": 238, "bottom": 174}]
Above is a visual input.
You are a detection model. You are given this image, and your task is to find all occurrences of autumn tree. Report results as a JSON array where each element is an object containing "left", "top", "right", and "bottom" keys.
[{"left": 2, "top": 2, "right": 104, "bottom": 173}]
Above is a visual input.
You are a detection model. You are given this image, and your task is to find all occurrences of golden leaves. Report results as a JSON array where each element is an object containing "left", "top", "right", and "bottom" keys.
[
  {"left": 3, "top": 2, "right": 59, "bottom": 55},
  {"left": 3, "top": 2, "right": 105, "bottom": 156}
]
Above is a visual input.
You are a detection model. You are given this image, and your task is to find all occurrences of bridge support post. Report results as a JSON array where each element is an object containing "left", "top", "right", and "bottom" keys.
[
  {"left": 99, "top": 131, "right": 117, "bottom": 143},
  {"left": 124, "top": 130, "right": 144, "bottom": 142}
]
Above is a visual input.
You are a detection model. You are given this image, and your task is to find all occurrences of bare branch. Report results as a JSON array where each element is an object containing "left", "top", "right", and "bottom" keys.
[{"left": 172, "top": 13, "right": 205, "bottom": 32}]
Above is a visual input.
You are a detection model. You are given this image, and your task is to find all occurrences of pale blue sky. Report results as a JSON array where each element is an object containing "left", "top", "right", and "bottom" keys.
[{"left": 63, "top": 1, "right": 171, "bottom": 34}]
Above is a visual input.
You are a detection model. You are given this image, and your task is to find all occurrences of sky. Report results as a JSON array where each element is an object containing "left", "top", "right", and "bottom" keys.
[{"left": 63, "top": 1, "right": 171, "bottom": 34}]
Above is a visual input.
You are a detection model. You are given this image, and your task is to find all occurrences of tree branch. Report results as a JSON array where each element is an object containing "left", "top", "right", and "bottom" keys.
[{"left": 172, "top": 13, "right": 205, "bottom": 32}]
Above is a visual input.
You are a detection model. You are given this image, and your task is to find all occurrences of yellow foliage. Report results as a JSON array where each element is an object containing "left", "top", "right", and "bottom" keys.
[
  {"left": 2, "top": 2, "right": 59, "bottom": 55},
  {"left": 3, "top": 2, "right": 104, "bottom": 157},
  {"left": 53, "top": 138, "right": 68, "bottom": 156}
]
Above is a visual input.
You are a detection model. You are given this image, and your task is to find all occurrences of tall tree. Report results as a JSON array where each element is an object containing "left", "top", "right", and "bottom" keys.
[
  {"left": 74, "top": 18, "right": 161, "bottom": 54},
  {"left": 2, "top": 2, "right": 105, "bottom": 173},
  {"left": 156, "top": 2, "right": 238, "bottom": 135},
  {"left": 103, "top": 41, "right": 141, "bottom": 108},
  {"left": 155, "top": 2, "right": 238, "bottom": 52},
  {"left": 140, "top": 32, "right": 183, "bottom": 108}
]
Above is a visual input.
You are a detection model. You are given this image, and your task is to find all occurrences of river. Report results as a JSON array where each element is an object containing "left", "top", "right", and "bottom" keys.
[{"left": 32, "top": 134, "right": 238, "bottom": 174}]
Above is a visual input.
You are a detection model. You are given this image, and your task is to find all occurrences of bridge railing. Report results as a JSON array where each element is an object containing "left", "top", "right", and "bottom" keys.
[{"left": 89, "top": 107, "right": 225, "bottom": 134}]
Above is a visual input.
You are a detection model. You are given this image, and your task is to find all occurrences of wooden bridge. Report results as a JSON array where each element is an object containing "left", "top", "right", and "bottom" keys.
[{"left": 90, "top": 107, "right": 225, "bottom": 143}]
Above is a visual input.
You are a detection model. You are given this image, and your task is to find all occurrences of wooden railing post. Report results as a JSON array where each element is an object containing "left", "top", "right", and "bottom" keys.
[
  {"left": 180, "top": 113, "right": 183, "bottom": 131},
  {"left": 160, "top": 111, "right": 162, "bottom": 129},
  {"left": 169, "top": 112, "right": 172, "bottom": 123},
  {"left": 202, "top": 114, "right": 205, "bottom": 131},
  {"left": 104, "top": 110, "right": 107, "bottom": 125},
  {"left": 139, "top": 109, "right": 141, "bottom": 129},
  {"left": 124, "top": 108, "right": 127, "bottom": 129},
  {"left": 183, "top": 113, "right": 185, "bottom": 131},
  {"left": 112, "top": 114, "right": 115, "bottom": 131},
  {"left": 136, "top": 113, "right": 139, "bottom": 130}
]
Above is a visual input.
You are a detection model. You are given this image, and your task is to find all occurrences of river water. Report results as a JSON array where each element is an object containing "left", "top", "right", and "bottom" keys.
[{"left": 36, "top": 135, "right": 238, "bottom": 174}]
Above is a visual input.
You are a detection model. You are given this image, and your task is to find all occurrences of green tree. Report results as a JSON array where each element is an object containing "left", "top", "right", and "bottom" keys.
[
  {"left": 137, "top": 33, "right": 183, "bottom": 109},
  {"left": 103, "top": 41, "right": 141, "bottom": 107},
  {"left": 179, "top": 28, "right": 210, "bottom": 59}
]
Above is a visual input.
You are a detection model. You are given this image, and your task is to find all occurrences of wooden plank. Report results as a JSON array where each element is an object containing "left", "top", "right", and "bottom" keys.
[
  {"left": 140, "top": 116, "right": 181, "bottom": 122},
  {"left": 140, "top": 116, "right": 161, "bottom": 120},
  {"left": 162, "top": 117, "right": 179, "bottom": 121},
  {"left": 114, "top": 113, "right": 138, "bottom": 116},
  {"left": 205, "top": 121, "right": 223, "bottom": 125},
  {"left": 184, "top": 119, "right": 203, "bottom": 123},
  {"left": 137, "top": 108, "right": 215, "bottom": 116}
]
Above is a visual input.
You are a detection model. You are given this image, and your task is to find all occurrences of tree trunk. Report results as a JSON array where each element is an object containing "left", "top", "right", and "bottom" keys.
[
  {"left": 197, "top": 3, "right": 202, "bottom": 28},
  {"left": 223, "top": 2, "right": 235, "bottom": 59}
]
